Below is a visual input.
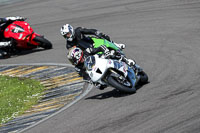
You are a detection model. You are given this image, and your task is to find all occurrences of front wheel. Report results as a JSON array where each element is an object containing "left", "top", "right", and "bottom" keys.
[
  {"left": 33, "top": 36, "right": 52, "bottom": 49},
  {"left": 0, "top": 49, "right": 10, "bottom": 59},
  {"left": 107, "top": 75, "right": 136, "bottom": 93},
  {"left": 138, "top": 71, "right": 148, "bottom": 84}
]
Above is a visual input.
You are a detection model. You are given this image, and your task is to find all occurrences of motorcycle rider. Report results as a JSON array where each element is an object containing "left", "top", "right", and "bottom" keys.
[
  {"left": 0, "top": 16, "right": 25, "bottom": 57},
  {"left": 67, "top": 45, "right": 138, "bottom": 90},
  {"left": 62, "top": 24, "right": 139, "bottom": 89},
  {"left": 61, "top": 24, "right": 136, "bottom": 66},
  {"left": 60, "top": 24, "right": 126, "bottom": 50}
]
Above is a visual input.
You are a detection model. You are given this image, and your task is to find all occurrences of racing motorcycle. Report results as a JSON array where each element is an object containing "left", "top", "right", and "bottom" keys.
[
  {"left": 83, "top": 38, "right": 148, "bottom": 93},
  {"left": 1, "top": 19, "right": 52, "bottom": 57}
]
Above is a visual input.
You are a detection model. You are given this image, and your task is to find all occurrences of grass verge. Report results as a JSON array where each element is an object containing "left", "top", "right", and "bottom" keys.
[{"left": 0, "top": 75, "right": 44, "bottom": 125}]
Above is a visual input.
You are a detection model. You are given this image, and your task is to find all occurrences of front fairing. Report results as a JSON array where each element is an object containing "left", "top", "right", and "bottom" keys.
[
  {"left": 4, "top": 21, "right": 42, "bottom": 48},
  {"left": 85, "top": 55, "right": 130, "bottom": 83},
  {"left": 4, "top": 21, "right": 33, "bottom": 40},
  {"left": 85, "top": 55, "right": 113, "bottom": 82}
]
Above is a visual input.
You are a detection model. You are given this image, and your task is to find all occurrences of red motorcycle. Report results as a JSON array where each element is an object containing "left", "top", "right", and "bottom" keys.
[{"left": 2, "top": 19, "right": 52, "bottom": 57}]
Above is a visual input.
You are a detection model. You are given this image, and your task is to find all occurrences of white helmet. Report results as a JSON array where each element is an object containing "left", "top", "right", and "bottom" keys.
[{"left": 60, "top": 24, "right": 74, "bottom": 41}]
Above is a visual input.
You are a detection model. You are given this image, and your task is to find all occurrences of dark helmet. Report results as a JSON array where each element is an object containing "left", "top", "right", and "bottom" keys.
[{"left": 67, "top": 46, "right": 83, "bottom": 65}]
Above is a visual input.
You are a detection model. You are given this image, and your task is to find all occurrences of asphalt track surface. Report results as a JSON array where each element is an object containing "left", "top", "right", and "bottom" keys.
[{"left": 1, "top": 0, "right": 200, "bottom": 133}]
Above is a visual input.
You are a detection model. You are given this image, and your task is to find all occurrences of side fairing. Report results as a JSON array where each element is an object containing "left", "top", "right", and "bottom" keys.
[
  {"left": 4, "top": 21, "right": 33, "bottom": 39},
  {"left": 91, "top": 38, "right": 124, "bottom": 54}
]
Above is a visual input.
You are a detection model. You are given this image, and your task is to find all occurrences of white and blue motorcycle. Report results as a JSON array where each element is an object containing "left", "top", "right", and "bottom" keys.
[{"left": 84, "top": 53, "right": 148, "bottom": 93}]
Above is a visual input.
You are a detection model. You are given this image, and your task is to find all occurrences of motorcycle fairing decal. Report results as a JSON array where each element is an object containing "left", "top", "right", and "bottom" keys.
[
  {"left": 84, "top": 56, "right": 96, "bottom": 71},
  {"left": 108, "top": 60, "right": 112, "bottom": 64},
  {"left": 19, "top": 34, "right": 23, "bottom": 39},
  {"left": 114, "top": 61, "right": 126, "bottom": 70},
  {"left": 90, "top": 72, "right": 93, "bottom": 77},
  {"left": 113, "top": 61, "right": 128, "bottom": 77},
  {"left": 113, "top": 60, "right": 121, "bottom": 69},
  {"left": 96, "top": 68, "right": 102, "bottom": 74},
  {"left": 12, "top": 24, "right": 25, "bottom": 33},
  {"left": 92, "top": 66, "right": 97, "bottom": 71},
  {"left": 28, "top": 26, "right": 31, "bottom": 31},
  {"left": 5, "top": 28, "right": 9, "bottom": 32}
]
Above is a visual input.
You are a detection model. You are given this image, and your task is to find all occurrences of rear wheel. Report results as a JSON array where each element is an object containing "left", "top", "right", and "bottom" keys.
[
  {"left": 107, "top": 75, "right": 136, "bottom": 93},
  {"left": 33, "top": 36, "right": 52, "bottom": 49}
]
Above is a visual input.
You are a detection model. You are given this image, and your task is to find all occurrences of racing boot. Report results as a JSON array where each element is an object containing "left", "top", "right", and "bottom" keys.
[
  {"left": 114, "top": 42, "right": 126, "bottom": 50},
  {"left": 99, "top": 84, "right": 107, "bottom": 90},
  {"left": 95, "top": 83, "right": 107, "bottom": 90}
]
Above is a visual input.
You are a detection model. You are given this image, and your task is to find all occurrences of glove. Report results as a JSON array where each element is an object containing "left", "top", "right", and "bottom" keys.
[
  {"left": 114, "top": 50, "right": 122, "bottom": 59},
  {"left": 95, "top": 31, "right": 102, "bottom": 37},
  {"left": 114, "top": 42, "right": 126, "bottom": 49},
  {"left": 95, "top": 31, "right": 109, "bottom": 39},
  {"left": 133, "top": 64, "right": 142, "bottom": 73},
  {"left": 122, "top": 56, "right": 136, "bottom": 67},
  {"left": 6, "top": 16, "right": 26, "bottom": 21},
  {"left": 84, "top": 48, "right": 93, "bottom": 56},
  {"left": 99, "top": 45, "right": 111, "bottom": 58},
  {"left": 104, "top": 51, "right": 112, "bottom": 58},
  {"left": 127, "top": 59, "right": 136, "bottom": 66}
]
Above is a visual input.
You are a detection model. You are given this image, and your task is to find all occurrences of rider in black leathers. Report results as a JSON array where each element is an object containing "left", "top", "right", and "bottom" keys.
[{"left": 60, "top": 24, "right": 126, "bottom": 50}]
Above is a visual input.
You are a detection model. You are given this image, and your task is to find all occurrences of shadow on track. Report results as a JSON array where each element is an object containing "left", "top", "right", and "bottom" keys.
[
  {"left": 85, "top": 82, "right": 150, "bottom": 100},
  {"left": 0, "top": 48, "right": 51, "bottom": 59},
  {"left": 85, "top": 89, "right": 132, "bottom": 100}
]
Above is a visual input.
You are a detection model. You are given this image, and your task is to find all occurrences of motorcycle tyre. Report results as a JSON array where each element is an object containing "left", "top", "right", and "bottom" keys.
[
  {"left": 33, "top": 36, "right": 52, "bottom": 49},
  {"left": 138, "top": 71, "right": 148, "bottom": 84},
  {"left": 107, "top": 76, "right": 136, "bottom": 93}
]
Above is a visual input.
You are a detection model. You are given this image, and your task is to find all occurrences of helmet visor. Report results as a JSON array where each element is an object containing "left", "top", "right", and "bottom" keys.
[{"left": 63, "top": 32, "right": 72, "bottom": 38}]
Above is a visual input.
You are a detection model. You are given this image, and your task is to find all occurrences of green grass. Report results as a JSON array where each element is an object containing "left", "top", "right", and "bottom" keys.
[{"left": 0, "top": 75, "right": 44, "bottom": 125}]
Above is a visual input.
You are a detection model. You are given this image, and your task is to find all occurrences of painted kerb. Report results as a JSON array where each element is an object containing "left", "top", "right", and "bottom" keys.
[{"left": 0, "top": 63, "right": 93, "bottom": 133}]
